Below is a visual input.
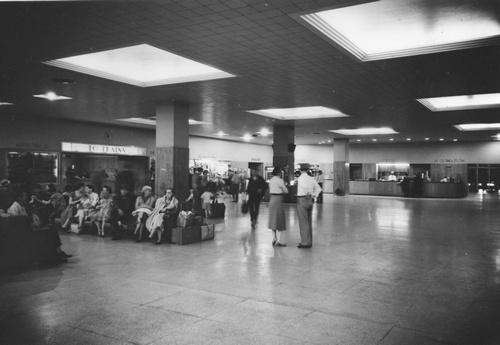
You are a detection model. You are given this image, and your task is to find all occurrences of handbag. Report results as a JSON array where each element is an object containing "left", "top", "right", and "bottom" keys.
[
  {"left": 240, "top": 193, "right": 248, "bottom": 214},
  {"left": 208, "top": 199, "right": 225, "bottom": 218},
  {"left": 70, "top": 222, "right": 83, "bottom": 235}
]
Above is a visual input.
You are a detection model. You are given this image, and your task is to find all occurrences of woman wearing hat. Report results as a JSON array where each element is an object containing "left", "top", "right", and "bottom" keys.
[{"left": 133, "top": 185, "right": 155, "bottom": 242}]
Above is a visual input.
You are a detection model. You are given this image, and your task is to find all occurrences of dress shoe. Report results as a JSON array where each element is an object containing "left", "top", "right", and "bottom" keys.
[
  {"left": 276, "top": 242, "right": 286, "bottom": 247},
  {"left": 59, "top": 251, "right": 73, "bottom": 258},
  {"left": 297, "top": 244, "right": 312, "bottom": 248}
]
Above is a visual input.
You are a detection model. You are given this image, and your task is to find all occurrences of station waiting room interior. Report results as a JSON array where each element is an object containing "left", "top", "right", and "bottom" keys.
[{"left": 2, "top": 1, "right": 500, "bottom": 344}]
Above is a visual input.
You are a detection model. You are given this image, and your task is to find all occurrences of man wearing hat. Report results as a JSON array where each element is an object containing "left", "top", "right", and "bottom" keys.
[
  {"left": 296, "top": 164, "right": 322, "bottom": 248},
  {"left": 0, "top": 179, "right": 13, "bottom": 217}
]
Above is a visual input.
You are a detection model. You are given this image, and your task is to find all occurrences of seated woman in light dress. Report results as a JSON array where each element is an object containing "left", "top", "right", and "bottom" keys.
[
  {"left": 91, "top": 185, "right": 113, "bottom": 237},
  {"left": 61, "top": 182, "right": 86, "bottom": 231},
  {"left": 132, "top": 185, "right": 155, "bottom": 242},
  {"left": 74, "top": 184, "right": 99, "bottom": 231},
  {"left": 145, "top": 188, "right": 178, "bottom": 244}
]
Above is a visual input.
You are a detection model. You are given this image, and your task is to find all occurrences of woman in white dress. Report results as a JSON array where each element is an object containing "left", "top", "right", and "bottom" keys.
[
  {"left": 268, "top": 167, "right": 288, "bottom": 247},
  {"left": 145, "top": 188, "right": 178, "bottom": 244},
  {"left": 133, "top": 185, "right": 155, "bottom": 242}
]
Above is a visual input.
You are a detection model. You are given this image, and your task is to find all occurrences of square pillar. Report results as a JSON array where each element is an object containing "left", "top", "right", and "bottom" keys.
[
  {"left": 155, "top": 101, "right": 189, "bottom": 200},
  {"left": 333, "top": 138, "right": 350, "bottom": 195},
  {"left": 272, "top": 124, "right": 295, "bottom": 185}
]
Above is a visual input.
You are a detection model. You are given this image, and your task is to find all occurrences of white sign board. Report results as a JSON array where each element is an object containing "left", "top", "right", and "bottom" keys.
[{"left": 61, "top": 142, "right": 147, "bottom": 156}]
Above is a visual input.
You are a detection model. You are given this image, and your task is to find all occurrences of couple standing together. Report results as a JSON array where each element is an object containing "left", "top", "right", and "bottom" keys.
[{"left": 248, "top": 164, "right": 322, "bottom": 248}]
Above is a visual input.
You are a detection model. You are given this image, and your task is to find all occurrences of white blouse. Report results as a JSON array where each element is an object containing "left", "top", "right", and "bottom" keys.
[{"left": 268, "top": 176, "right": 288, "bottom": 195}]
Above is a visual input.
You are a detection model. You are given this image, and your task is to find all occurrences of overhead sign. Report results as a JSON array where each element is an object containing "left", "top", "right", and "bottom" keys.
[{"left": 61, "top": 142, "right": 147, "bottom": 156}]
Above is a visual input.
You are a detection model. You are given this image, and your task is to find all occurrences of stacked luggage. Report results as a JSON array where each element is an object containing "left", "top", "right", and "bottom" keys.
[{"left": 172, "top": 207, "right": 215, "bottom": 245}]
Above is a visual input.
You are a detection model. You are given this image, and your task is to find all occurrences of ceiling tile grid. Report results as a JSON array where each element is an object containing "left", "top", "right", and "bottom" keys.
[{"left": 1, "top": 1, "right": 499, "bottom": 144}]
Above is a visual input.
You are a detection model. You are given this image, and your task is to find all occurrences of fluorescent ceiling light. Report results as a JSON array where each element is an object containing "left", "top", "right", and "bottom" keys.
[
  {"left": 117, "top": 117, "right": 156, "bottom": 126},
  {"left": 256, "top": 128, "right": 272, "bottom": 136},
  {"left": 116, "top": 117, "right": 209, "bottom": 126},
  {"left": 33, "top": 92, "right": 71, "bottom": 101},
  {"left": 417, "top": 93, "right": 500, "bottom": 111},
  {"left": 300, "top": 0, "right": 500, "bottom": 61},
  {"left": 247, "top": 106, "right": 348, "bottom": 120},
  {"left": 455, "top": 123, "right": 500, "bottom": 131},
  {"left": 0, "top": 102, "right": 13, "bottom": 105},
  {"left": 241, "top": 134, "right": 254, "bottom": 141},
  {"left": 377, "top": 163, "right": 410, "bottom": 167},
  {"left": 329, "top": 127, "right": 398, "bottom": 136},
  {"left": 44, "top": 44, "right": 235, "bottom": 87},
  {"left": 188, "top": 119, "right": 209, "bottom": 125}
]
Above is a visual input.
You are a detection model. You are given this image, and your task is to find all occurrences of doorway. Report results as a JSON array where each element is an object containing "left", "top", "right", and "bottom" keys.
[{"left": 248, "top": 162, "right": 263, "bottom": 177}]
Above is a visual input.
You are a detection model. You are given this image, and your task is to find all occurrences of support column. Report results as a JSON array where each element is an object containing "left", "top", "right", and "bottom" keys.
[
  {"left": 333, "top": 138, "right": 350, "bottom": 195},
  {"left": 155, "top": 102, "right": 189, "bottom": 201},
  {"left": 272, "top": 124, "right": 295, "bottom": 186}
]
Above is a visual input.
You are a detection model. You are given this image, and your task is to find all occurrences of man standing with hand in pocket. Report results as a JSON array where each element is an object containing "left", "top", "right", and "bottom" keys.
[{"left": 296, "top": 164, "right": 322, "bottom": 248}]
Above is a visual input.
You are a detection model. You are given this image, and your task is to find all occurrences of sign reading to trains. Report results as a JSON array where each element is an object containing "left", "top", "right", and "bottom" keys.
[{"left": 61, "top": 142, "right": 147, "bottom": 156}]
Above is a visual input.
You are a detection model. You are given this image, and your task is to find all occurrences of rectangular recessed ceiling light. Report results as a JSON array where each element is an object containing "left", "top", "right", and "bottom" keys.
[
  {"left": 44, "top": 44, "right": 235, "bottom": 87},
  {"left": 247, "top": 106, "right": 348, "bottom": 120},
  {"left": 299, "top": 0, "right": 500, "bottom": 61},
  {"left": 328, "top": 127, "right": 398, "bottom": 135},
  {"left": 417, "top": 93, "right": 500, "bottom": 111},
  {"left": 454, "top": 123, "right": 500, "bottom": 131},
  {"left": 0, "top": 102, "right": 13, "bottom": 105},
  {"left": 117, "top": 117, "right": 209, "bottom": 126}
]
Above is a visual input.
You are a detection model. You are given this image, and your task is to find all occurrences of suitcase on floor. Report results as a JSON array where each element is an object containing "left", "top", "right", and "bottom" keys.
[
  {"left": 172, "top": 226, "right": 202, "bottom": 245},
  {"left": 201, "top": 224, "right": 215, "bottom": 241},
  {"left": 208, "top": 199, "right": 225, "bottom": 219}
]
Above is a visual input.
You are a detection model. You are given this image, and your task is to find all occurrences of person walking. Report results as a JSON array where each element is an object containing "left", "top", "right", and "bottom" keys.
[
  {"left": 246, "top": 168, "right": 268, "bottom": 226},
  {"left": 315, "top": 170, "right": 325, "bottom": 203},
  {"left": 268, "top": 167, "right": 288, "bottom": 247},
  {"left": 231, "top": 169, "right": 241, "bottom": 202},
  {"left": 296, "top": 164, "right": 321, "bottom": 248}
]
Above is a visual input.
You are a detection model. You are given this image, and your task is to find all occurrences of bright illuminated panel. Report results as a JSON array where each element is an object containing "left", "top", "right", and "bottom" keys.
[
  {"left": 247, "top": 106, "right": 348, "bottom": 120},
  {"left": 417, "top": 93, "right": 500, "bottom": 111},
  {"left": 329, "top": 127, "right": 398, "bottom": 135},
  {"left": 377, "top": 163, "right": 410, "bottom": 167},
  {"left": 117, "top": 117, "right": 156, "bottom": 126},
  {"left": 62, "top": 142, "right": 147, "bottom": 156},
  {"left": 454, "top": 123, "right": 500, "bottom": 131},
  {"left": 117, "top": 118, "right": 209, "bottom": 126},
  {"left": 33, "top": 93, "right": 71, "bottom": 101},
  {"left": 44, "top": 44, "right": 235, "bottom": 87},
  {"left": 188, "top": 119, "right": 210, "bottom": 125},
  {"left": 300, "top": 0, "right": 500, "bottom": 61}
]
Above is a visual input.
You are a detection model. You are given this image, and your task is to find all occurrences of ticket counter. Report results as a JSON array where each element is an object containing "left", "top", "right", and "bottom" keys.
[{"left": 349, "top": 181, "right": 468, "bottom": 198}]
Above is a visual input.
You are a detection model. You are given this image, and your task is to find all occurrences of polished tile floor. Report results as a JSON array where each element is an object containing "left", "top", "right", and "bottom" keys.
[{"left": 2, "top": 193, "right": 500, "bottom": 344}]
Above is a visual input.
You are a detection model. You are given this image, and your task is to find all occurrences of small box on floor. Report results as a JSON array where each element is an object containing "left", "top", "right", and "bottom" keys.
[
  {"left": 201, "top": 224, "right": 215, "bottom": 241},
  {"left": 171, "top": 225, "right": 202, "bottom": 245},
  {"left": 176, "top": 211, "right": 194, "bottom": 228}
]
